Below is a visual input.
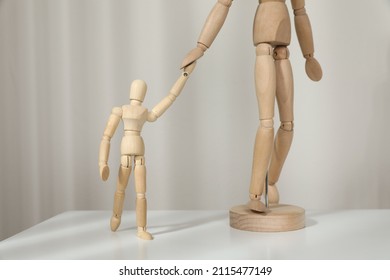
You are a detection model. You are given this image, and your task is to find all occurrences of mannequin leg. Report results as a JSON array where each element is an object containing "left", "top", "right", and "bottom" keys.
[
  {"left": 268, "top": 46, "right": 294, "bottom": 204},
  {"left": 111, "top": 155, "right": 131, "bottom": 231},
  {"left": 134, "top": 156, "right": 153, "bottom": 240},
  {"left": 248, "top": 43, "right": 276, "bottom": 212}
]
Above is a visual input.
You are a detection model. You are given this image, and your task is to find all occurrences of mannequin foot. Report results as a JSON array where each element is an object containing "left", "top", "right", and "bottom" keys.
[
  {"left": 268, "top": 184, "right": 280, "bottom": 204},
  {"left": 137, "top": 227, "right": 153, "bottom": 240},
  {"left": 247, "top": 199, "right": 266, "bottom": 213},
  {"left": 110, "top": 215, "right": 121, "bottom": 232}
]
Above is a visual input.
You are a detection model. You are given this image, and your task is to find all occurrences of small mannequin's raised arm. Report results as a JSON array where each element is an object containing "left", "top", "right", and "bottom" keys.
[{"left": 148, "top": 62, "right": 196, "bottom": 122}]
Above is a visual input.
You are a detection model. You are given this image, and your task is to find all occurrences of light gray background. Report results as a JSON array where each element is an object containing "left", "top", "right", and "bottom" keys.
[{"left": 1, "top": 0, "right": 389, "bottom": 241}]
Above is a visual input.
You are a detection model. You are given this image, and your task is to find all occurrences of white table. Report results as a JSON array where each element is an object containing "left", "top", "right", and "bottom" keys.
[{"left": 1, "top": 210, "right": 389, "bottom": 259}]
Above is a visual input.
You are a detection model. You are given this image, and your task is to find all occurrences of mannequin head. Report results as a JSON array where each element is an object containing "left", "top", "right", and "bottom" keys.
[{"left": 129, "top": 80, "right": 147, "bottom": 102}]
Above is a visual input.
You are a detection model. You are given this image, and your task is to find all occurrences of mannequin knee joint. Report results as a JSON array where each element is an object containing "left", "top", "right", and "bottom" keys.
[
  {"left": 261, "top": 119, "right": 274, "bottom": 129},
  {"left": 280, "top": 121, "right": 294, "bottom": 131}
]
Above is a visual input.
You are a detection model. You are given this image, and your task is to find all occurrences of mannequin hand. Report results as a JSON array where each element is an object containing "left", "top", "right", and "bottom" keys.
[
  {"left": 305, "top": 57, "right": 323, "bottom": 81},
  {"left": 181, "top": 46, "right": 205, "bottom": 69},
  {"left": 100, "top": 164, "right": 110, "bottom": 181},
  {"left": 183, "top": 61, "right": 197, "bottom": 76}
]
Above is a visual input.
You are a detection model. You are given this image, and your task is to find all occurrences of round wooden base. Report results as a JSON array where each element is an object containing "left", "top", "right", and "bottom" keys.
[{"left": 229, "top": 204, "right": 305, "bottom": 232}]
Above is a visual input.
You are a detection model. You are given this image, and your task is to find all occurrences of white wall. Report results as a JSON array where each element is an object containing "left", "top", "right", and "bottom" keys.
[{"left": 1, "top": 0, "right": 389, "bottom": 241}]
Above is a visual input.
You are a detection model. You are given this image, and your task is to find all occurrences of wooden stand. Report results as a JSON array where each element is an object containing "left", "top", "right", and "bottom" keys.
[{"left": 229, "top": 204, "right": 305, "bottom": 232}]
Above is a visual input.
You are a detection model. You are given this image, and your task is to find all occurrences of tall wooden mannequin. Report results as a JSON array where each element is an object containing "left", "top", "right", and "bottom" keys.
[
  {"left": 182, "top": 0, "right": 322, "bottom": 230},
  {"left": 99, "top": 64, "right": 195, "bottom": 240}
]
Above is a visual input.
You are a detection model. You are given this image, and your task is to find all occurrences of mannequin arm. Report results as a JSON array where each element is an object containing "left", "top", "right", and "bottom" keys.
[
  {"left": 291, "top": 0, "right": 322, "bottom": 81},
  {"left": 99, "top": 107, "right": 122, "bottom": 181},
  {"left": 148, "top": 63, "right": 196, "bottom": 122},
  {"left": 181, "top": 0, "right": 233, "bottom": 68}
]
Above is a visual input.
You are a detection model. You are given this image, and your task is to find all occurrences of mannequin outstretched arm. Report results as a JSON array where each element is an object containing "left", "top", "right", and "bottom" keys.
[
  {"left": 181, "top": 0, "right": 233, "bottom": 68},
  {"left": 148, "top": 62, "right": 196, "bottom": 122}
]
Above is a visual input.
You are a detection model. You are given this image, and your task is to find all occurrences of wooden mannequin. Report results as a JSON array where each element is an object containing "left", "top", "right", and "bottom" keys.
[
  {"left": 98, "top": 63, "right": 195, "bottom": 240},
  {"left": 182, "top": 0, "right": 322, "bottom": 230}
]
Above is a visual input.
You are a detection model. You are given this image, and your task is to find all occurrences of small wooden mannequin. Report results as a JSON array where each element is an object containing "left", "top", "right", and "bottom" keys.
[
  {"left": 98, "top": 63, "right": 195, "bottom": 240},
  {"left": 182, "top": 0, "right": 322, "bottom": 230}
]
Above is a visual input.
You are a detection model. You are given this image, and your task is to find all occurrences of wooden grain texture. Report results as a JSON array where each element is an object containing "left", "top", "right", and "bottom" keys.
[{"left": 230, "top": 204, "right": 305, "bottom": 232}]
